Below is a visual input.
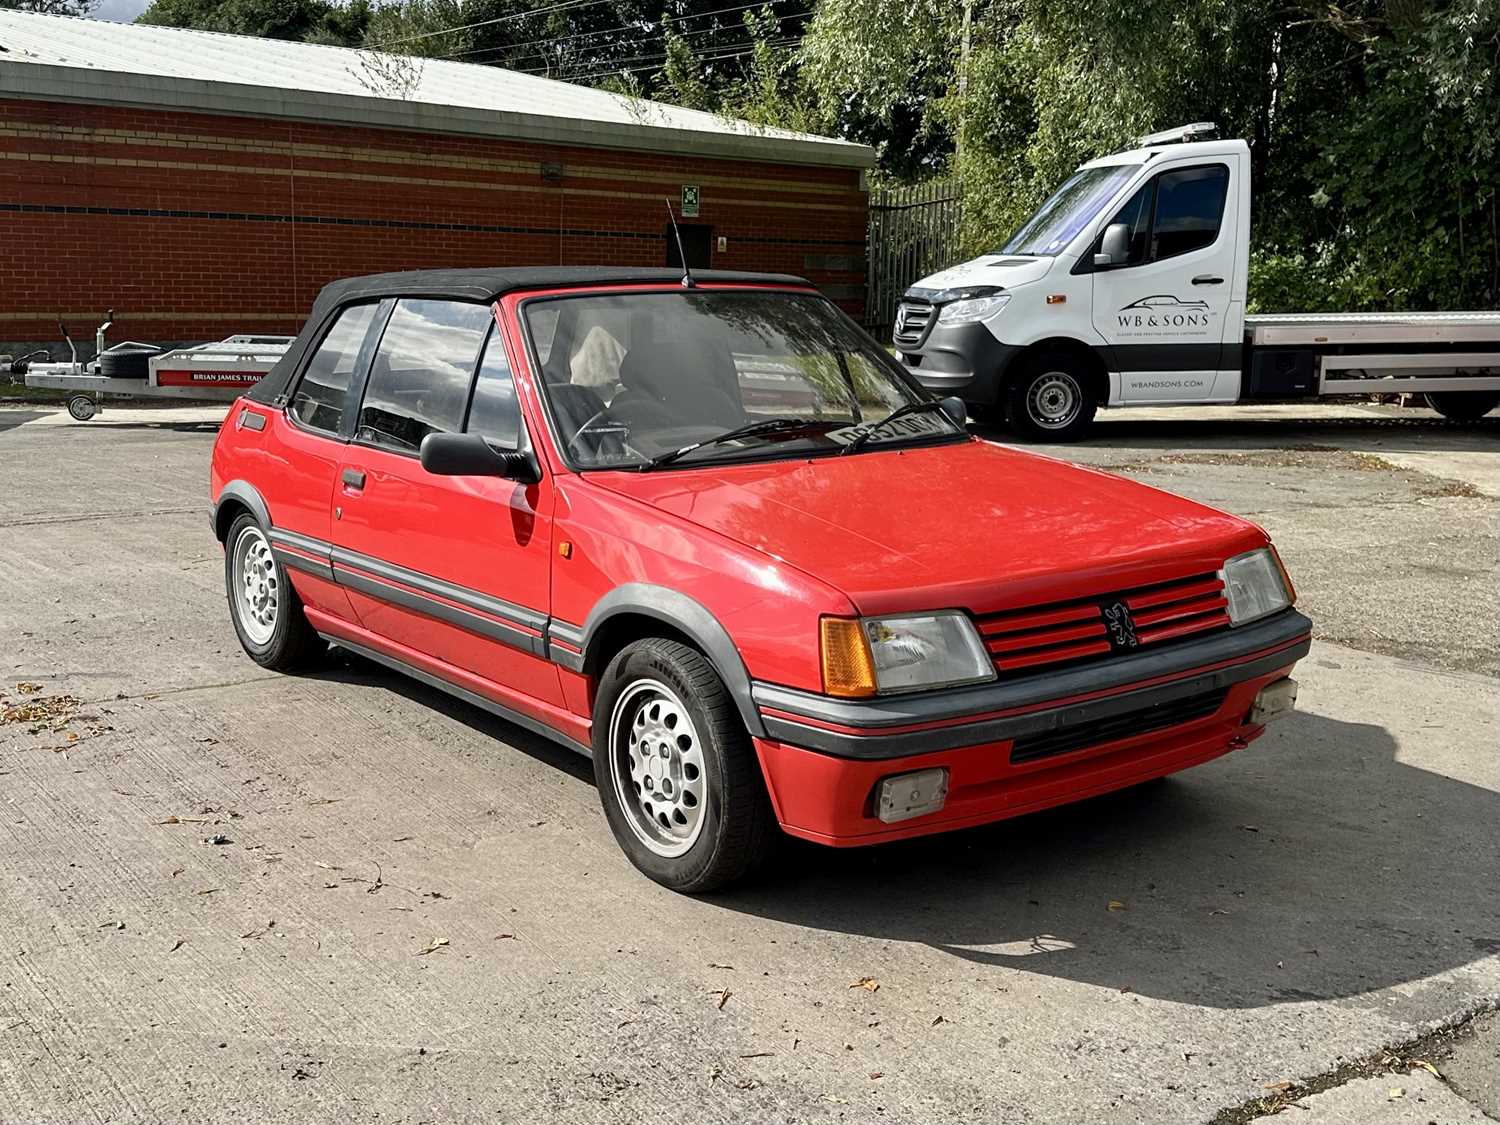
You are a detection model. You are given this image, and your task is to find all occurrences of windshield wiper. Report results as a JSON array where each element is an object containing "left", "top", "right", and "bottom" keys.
[
  {"left": 641, "top": 417, "right": 838, "bottom": 470},
  {"left": 839, "top": 400, "right": 959, "bottom": 455}
]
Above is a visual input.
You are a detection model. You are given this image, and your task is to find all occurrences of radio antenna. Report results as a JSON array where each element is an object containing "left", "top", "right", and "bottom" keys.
[{"left": 665, "top": 199, "right": 696, "bottom": 289}]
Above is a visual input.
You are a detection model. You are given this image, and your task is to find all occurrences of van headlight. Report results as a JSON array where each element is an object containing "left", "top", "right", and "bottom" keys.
[
  {"left": 937, "top": 294, "right": 1011, "bottom": 325},
  {"left": 1221, "top": 547, "right": 1295, "bottom": 626},
  {"left": 820, "top": 612, "right": 995, "bottom": 697}
]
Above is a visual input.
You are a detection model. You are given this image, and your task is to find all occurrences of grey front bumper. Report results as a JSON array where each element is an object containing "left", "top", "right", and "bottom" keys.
[
  {"left": 896, "top": 321, "right": 1022, "bottom": 407},
  {"left": 753, "top": 609, "right": 1313, "bottom": 759}
]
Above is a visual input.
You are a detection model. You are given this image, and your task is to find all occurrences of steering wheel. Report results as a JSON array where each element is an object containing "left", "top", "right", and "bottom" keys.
[{"left": 569, "top": 407, "right": 639, "bottom": 462}]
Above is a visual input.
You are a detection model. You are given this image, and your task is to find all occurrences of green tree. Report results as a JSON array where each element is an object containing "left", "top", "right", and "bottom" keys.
[{"left": 2, "top": 0, "right": 95, "bottom": 14}]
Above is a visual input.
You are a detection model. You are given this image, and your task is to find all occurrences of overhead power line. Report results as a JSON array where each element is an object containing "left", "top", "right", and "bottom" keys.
[
  {"left": 484, "top": 14, "right": 806, "bottom": 72},
  {"left": 364, "top": 0, "right": 609, "bottom": 52},
  {"left": 431, "top": 0, "right": 809, "bottom": 66},
  {"left": 548, "top": 35, "right": 800, "bottom": 82}
]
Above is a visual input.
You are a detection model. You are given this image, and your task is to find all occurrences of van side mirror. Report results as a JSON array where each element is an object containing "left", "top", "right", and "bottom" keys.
[
  {"left": 1093, "top": 223, "right": 1131, "bottom": 267},
  {"left": 939, "top": 396, "right": 968, "bottom": 427},
  {"left": 1092, "top": 223, "right": 1128, "bottom": 270},
  {"left": 420, "top": 432, "right": 539, "bottom": 483}
]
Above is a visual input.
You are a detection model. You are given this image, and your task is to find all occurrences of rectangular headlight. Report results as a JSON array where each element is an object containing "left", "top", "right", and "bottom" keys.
[
  {"left": 1221, "top": 547, "right": 1293, "bottom": 626},
  {"left": 863, "top": 612, "right": 995, "bottom": 693}
]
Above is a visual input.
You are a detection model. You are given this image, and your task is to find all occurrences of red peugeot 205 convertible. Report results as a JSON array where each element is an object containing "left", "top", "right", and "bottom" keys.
[{"left": 210, "top": 267, "right": 1309, "bottom": 891}]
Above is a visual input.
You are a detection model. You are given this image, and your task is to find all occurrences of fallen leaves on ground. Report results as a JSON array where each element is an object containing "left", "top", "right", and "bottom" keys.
[
  {"left": 1107, "top": 900, "right": 1126, "bottom": 911},
  {"left": 1262, "top": 1080, "right": 1296, "bottom": 1093},
  {"left": 1412, "top": 1060, "right": 1440, "bottom": 1077},
  {"left": 716, "top": 988, "right": 732, "bottom": 1010},
  {"left": 850, "top": 977, "right": 880, "bottom": 992},
  {"left": 240, "top": 920, "right": 275, "bottom": 940},
  {"left": 2, "top": 691, "right": 81, "bottom": 729},
  {"left": 1388, "top": 1086, "right": 1405, "bottom": 1099},
  {"left": 417, "top": 936, "right": 449, "bottom": 956},
  {"left": 169, "top": 939, "right": 186, "bottom": 953}
]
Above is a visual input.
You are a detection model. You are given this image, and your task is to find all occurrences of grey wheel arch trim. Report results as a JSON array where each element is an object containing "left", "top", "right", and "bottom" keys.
[
  {"left": 572, "top": 584, "right": 766, "bottom": 737},
  {"left": 212, "top": 479, "right": 272, "bottom": 540}
]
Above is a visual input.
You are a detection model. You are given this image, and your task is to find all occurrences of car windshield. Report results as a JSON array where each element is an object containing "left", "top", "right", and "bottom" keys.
[
  {"left": 999, "top": 163, "right": 1141, "bottom": 256},
  {"left": 522, "top": 290, "right": 966, "bottom": 470}
]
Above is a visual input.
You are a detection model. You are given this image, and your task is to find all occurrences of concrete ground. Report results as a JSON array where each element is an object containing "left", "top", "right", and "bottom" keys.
[{"left": 0, "top": 399, "right": 1495, "bottom": 1124}]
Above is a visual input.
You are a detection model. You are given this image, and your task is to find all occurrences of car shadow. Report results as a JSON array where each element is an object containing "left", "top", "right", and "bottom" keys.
[
  {"left": 297, "top": 650, "right": 1498, "bottom": 1011},
  {"left": 712, "top": 710, "right": 1500, "bottom": 1010},
  {"left": 310, "top": 648, "right": 595, "bottom": 784},
  {"left": 977, "top": 412, "right": 1500, "bottom": 455}
]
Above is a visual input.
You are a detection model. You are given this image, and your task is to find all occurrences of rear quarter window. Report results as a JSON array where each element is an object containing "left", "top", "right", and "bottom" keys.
[{"left": 290, "top": 302, "right": 380, "bottom": 434}]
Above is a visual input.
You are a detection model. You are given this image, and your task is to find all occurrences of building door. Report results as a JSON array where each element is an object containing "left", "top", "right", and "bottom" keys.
[{"left": 665, "top": 223, "right": 713, "bottom": 270}]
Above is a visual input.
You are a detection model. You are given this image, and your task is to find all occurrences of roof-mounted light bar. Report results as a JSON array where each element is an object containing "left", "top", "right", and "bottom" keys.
[{"left": 1138, "top": 122, "right": 1219, "bottom": 147}]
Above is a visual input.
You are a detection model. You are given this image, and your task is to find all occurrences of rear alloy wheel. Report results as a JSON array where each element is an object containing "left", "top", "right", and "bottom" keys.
[
  {"left": 593, "top": 638, "right": 777, "bottom": 892},
  {"left": 1425, "top": 391, "right": 1500, "bottom": 422},
  {"left": 1006, "top": 351, "right": 1098, "bottom": 442},
  {"left": 223, "top": 512, "right": 322, "bottom": 671}
]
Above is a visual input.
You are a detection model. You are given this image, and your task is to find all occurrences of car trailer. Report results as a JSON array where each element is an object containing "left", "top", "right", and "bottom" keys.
[{"left": 10, "top": 311, "right": 290, "bottom": 421}]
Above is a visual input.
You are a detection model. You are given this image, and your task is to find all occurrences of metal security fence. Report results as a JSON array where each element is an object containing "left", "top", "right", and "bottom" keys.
[{"left": 865, "top": 180, "right": 962, "bottom": 336}]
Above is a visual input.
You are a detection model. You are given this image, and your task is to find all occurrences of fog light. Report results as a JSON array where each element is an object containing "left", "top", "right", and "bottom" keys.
[
  {"left": 876, "top": 767, "right": 949, "bottom": 824},
  {"left": 1249, "top": 677, "right": 1298, "bottom": 725}
]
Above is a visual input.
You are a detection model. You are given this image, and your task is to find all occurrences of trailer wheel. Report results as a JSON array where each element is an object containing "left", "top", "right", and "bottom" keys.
[
  {"left": 66, "top": 395, "right": 97, "bottom": 422},
  {"left": 1006, "top": 350, "right": 1098, "bottom": 442},
  {"left": 1424, "top": 391, "right": 1500, "bottom": 422}
]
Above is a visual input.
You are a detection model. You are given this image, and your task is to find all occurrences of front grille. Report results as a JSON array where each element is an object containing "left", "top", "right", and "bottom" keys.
[
  {"left": 1009, "top": 687, "right": 1228, "bottom": 765},
  {"left": 975, "top": 572, "right": 1231, "bottom": 676},
  {"left": 893, "top": 302, "right": 934, "bottom": 348}
]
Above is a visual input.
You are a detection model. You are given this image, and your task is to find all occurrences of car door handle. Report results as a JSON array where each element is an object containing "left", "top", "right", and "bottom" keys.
[
  {"left": 1192, "top": 275, "right": 1224, "bottom": 285},
  {"left": 341, "top": 468, "right": 366, "bottom": 489}
]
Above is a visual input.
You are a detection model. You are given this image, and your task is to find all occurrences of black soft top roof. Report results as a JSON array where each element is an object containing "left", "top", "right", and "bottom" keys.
[{"left": 247, "top": 267, "right": 816, "bottom": 405}]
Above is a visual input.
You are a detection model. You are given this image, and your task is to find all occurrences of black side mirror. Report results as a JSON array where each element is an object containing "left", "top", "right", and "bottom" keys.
[
  {"left": 1093, "top": 222, "right": 1131, "bottom": 267},
  {"left": 420, "top": 432, "right": 539, "bottom": 484},
  {"left": 939, "top": 396, "right": 968, "bottom": 427}
]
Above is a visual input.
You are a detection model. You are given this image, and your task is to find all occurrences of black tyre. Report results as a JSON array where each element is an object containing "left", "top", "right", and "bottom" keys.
[
  {"left": 1005, "top": 350, "right": 1099, "bottom": 442},
  {"left": 223, "top": 512, "right": 323, "bottom": 671},
  {"left": 66, "top": 395, "right": 97, "bottom": 422},
  {"left": 1424, "top": 391, "right": 1500, "bottom": 422},
  {"left": 97, "top": 345, "right": 158, "bottom": 379},
  {"left": 593, "top": 638, "right": 778, "bottom": 893}
]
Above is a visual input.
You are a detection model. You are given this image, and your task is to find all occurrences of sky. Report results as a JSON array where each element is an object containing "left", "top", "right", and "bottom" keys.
[{"left": 92, "top": 0, "right": 151, "bottom": 21}]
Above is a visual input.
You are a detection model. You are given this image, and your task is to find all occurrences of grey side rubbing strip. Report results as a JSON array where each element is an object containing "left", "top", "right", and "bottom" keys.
[
  {"left": 328, "top": 546, "right": 547, "bottom": 632},
  {"left": 545, "top": 620, "right": 587, "bottom": 672},
  {"left": 580, "top": 585, "right": 765, "bottom": 736},
  {"left": 334, "top": 567, "right": 546, "bottom": 656},
  {"left": 272, "top": 548, "right": 335, "bottom": 583},
  {"left": 753, "top": 610, "right": 1311, "bottom": 759},
  {"left": 322, "top": 634, "right": 591, "bottom": 758},
  {"left": 267, "top": 527, "right": 336, "bottom": 582}
]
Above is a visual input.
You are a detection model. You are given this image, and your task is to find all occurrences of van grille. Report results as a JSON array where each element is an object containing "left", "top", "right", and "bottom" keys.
[
  {"left": 893, "top": 302, "right": 934, "bottom": 348},
  {"left": 1009, "top": 687, "right": 1228, "bottom": 764},
  {"left": 975, "top": 572, "right": 1231, "bottom": 676}
]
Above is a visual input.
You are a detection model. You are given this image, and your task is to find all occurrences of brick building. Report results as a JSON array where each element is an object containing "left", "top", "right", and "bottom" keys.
[{"left": 0, "top": 11, "right": 872, "bottom": 357}]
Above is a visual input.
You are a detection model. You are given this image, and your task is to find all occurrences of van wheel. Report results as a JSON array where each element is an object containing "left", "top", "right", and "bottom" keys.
[
  {"left": 224, "top": 512, "right": 322, "bottom": 671},
  {"left": 1006, "top": 351, "right": 1098, "bottom": 442},
  {"left": 593, "top": 638, "right": 777, "bottom": 893},
  {"left": 1425, "top": 391, "right": 1500, "bottom": 422}
]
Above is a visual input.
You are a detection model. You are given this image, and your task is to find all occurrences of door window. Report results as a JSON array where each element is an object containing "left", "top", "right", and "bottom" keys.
[
  {"left": 1150, "top": 166, "right": 1228, "bottom": 259},
  {"left": 290, "top": 302, "right": 380, "bottom": 434},
  {"left": 466, "top": 328, "right": 527, "bottom": 450},
  {"left": 1096, "top": 164, "right": 1229, "bottom": 268},
  {"left": 357, "top": 299, "right": 493, "bottom": 454}
]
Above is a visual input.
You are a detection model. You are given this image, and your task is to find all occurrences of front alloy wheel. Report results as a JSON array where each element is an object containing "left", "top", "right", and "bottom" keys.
[
  {"left": 593, "top": 638, "right": 777, "bottom": 892},
  {"left": 610, "top": 679, "right": 708, "bottom": 858}
]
